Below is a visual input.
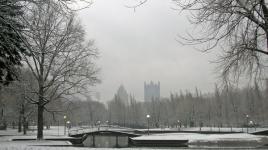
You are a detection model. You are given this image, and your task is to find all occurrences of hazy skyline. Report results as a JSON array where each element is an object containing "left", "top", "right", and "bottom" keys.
[{"left": 77, "top": 0, "right": 218, "bottom": 101}]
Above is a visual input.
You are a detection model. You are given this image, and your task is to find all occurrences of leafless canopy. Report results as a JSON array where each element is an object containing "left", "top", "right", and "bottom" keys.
[
  {"left": 174, "top": 0, "right": 268, "bottom": 84},
  {"left": 20, "top": 0, "right": 100, "bottom": 139},
  {"left": 22, "top": 0, "right": 94, "bottom": 12},
  {"left": 21, "top": 1, "right": 99, "bottom": 105}
]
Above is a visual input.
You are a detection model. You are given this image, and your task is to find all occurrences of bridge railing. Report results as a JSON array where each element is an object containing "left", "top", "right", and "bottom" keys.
[{"left": 69, "top": 125, "right": 136, "bottom": 136}]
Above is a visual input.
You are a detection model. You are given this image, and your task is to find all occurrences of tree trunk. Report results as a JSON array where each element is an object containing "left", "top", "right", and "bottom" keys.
[
  {"left": 20, "top": 103, "right": 26, "bottom": 135},
  {"left": 37, "top": 104, "right": 44, "bottom": 140},
  {"left": 18, "top": 115, "right": 22, "bottom": 133},
  {"left": 37, "top": 68, "right": 44, "bottom": 140},
  {"left": 23, "top": 116, "right": 27, "bottom": 135}
]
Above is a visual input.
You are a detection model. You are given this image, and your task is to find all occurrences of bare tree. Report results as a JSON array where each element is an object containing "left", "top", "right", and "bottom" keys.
[
  {"left": 174, "top": 0, "right": 268, "bottom": 83},
  {"left": 108, "top": 94, "right": 127, "bottom": 126},
  {"left": 228, "top": 87, "right": 240, "bottom": 126},
  {"left": 0, "top": 0, "right": 92, "bottom": 88},
  {"left": 253, "top": 82, "right": 265, "bottom": 123},
  {"left": 1, "top": 68, "right": 37, "bottom": 134},
  {"left": 215, "top": 84, "right": 223, "bottom": 128},
  {"left": 21, "top": 1, "right": 99, "bottom": 139},
  {"left": 146, "top": 97, "right": 162, "bottom": 128},
  {"left": 124, "top": 0, "right": 148, "bottom": 12},
  {"left": 128, "top": 95, "right": 143, "bottom": 127}
]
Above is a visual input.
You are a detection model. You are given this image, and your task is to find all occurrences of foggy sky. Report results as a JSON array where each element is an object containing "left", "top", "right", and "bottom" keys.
[{"left": 77, "top": 0, "right": 218, "bottom": 101}]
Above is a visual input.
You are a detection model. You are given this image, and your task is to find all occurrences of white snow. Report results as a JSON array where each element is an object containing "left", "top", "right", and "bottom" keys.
[
  {"left": 69, "top": 125, "right": 135, "bottom": 135},
  {"left": 1, "top": 126, "right": 268, "bottom": 149},
  {"left": 0, "top": 126, "right": 75, "bottom": 149},
  {"left": 132, "top": 132, "right": 266, "bottom": 142},
  {"left": 0, "top": 126, "right": 71, "bottom": 142}
]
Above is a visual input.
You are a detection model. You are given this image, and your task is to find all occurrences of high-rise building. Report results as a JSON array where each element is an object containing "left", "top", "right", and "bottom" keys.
[{"left": 144, "top": 81, "right": 160, "bottom": 101}]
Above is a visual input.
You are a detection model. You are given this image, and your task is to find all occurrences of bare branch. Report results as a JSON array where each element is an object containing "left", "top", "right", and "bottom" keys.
[
  {"left": 174, "top": 0, "right": 268, "bottom": 84},
  {"left": 124, "top": 0, "right": 148, "bottom": 12}
]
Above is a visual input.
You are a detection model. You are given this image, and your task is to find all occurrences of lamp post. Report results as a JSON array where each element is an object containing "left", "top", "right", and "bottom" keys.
[
  {"left": 97, "top": 120, "right": 101, "bottom": 131},
  {"left": 63, "top": 115, "right": 67, "bottom": 135},
  {"left": 146, "top": 114, "right": 150, "bottom": 135},
  {"left": 249, "top": 121, "right": 253, "bottom": 126},
  {"left": 249, "top": 120, "right": 255, "bottom": 131},
  {"left": 66, "top": 121, "right": 71, "bottom": 135},
  {"left": 57, "top": 120, "right": 60, "bottom": 136},
  {"left": 246, "top": 115, "right": 249, "bottom": 133},
  {"left": 32, "top": 121, "right": 35, "bottom": 132},
  {"left": 177, "top": 120, "right": 181, "bottom": 131},
  {"left": 106, "top": 120, "right": 109, "bottom": 130}
]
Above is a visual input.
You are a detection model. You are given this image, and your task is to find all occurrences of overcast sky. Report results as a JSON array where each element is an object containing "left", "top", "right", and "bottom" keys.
[{"left": 77, "top": 0, "right": 218, "bottom": 101}]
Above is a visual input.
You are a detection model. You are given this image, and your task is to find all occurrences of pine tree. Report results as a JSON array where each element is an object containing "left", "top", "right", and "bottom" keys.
[{"left": 0, "top": 0, "right": 26, "bottom": 85}]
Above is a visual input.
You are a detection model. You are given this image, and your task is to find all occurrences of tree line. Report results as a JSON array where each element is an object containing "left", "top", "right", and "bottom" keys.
[
  {"left": 48, "top": 81, "right": 268, "bottom": 129},
  {"left": 106, "top": 83, "right": 268, "bottom": 129},
  {"left": 2, "top": 77, "right": 268, "bottom": 132}
]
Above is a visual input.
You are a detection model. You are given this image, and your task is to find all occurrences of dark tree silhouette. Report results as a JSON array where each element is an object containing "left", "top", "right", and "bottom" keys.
[
  {"left": 0, "top": 0, "right": 27, "bottom": 85},
  {"left": 174, "top": 0, "right": 268, "bottom": 83},
  {"left": 21, "top": 1, "right": 99, "bottom": 139}
]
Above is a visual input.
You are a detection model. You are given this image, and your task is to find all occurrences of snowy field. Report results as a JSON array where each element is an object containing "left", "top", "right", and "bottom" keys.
[
  {"left": 0, "top": 126, "right": 70, "bottom": 142},
  {"left": 0, "top": 126, "right": 75, "bottom": 150},
  {"left": 133, "top": 133, "right": 263, "bottom": 141},
  {"left": 1, "top": 126, "right": 268, "bottom": 149},
  {"left": 132, "top": 132, "right": 268, "bottom": 148},
  {"left": 136, "top": 126, "right": 266, "bottom": 133}
]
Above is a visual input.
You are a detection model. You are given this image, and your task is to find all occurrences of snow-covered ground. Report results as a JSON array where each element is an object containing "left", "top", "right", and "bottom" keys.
[
  {"left": 179, "top": 127, "right": 265, "bottom": 133},
  {"left": 136, "top": 127, "right": 266, "bottom": 133},
  {"left": 132, "top": 132, "right": 268, "bottom": 148},
  {"left": 0, "top": 126, "right": 70, "bottom": 141},
  {"left": 0, "top": 126, "right": 75, "bottom": 149},
  {"left": 132, "top": 132, "right": 264, "bottom": 141},
  {"left": 1, "top": 126, "right": 268, "bottom": 149}
]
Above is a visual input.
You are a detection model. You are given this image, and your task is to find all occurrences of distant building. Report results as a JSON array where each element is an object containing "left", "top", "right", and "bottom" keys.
[
  {"left": 116, "top": 85, "right": 129, "bottom": 104},
  {"left": 144, "top": 81, "right": 160, "bottom": 101}
]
